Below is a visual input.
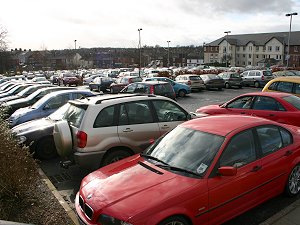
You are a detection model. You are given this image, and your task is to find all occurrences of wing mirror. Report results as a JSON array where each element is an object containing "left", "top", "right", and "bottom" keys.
[{"left": 218, "top": 166, "right": 237, "bottom": 176}]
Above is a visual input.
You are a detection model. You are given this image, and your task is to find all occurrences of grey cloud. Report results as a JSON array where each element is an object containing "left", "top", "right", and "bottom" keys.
[{"left": 179, "top": 0, "right": 293, "bottom": 15}]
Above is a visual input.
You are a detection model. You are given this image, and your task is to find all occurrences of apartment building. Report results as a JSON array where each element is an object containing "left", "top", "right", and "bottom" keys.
[{"left": 204, "top": 31, "right": 300, "bottom": 67}]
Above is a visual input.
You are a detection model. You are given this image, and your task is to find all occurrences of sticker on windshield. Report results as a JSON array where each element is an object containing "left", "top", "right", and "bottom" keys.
[{"left": 197, "top": 163, "right": 208, "bottom": 174}]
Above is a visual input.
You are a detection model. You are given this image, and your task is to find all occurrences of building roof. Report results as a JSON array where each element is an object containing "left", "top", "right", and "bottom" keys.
[{"left": 207, "top": 31, "right": 300, "bottom": 46}]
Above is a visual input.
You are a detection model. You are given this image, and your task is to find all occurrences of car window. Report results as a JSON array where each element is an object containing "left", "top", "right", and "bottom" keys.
[
  {"left": 154, "top": 84, "right": 172, "bottom": 94},
  {"left": 227, "top": 96, "right": 253, "bottom": 109},
  {"left": 45, "top": 94, "right": 69, "bottom": 110},
  {"left": 152, "top": 100, "right": 187, "bottom": 122},
  {"left": 268, "top": 82, "right": 278, "bottom": 90},
  {"left": 256, "top": 126, "right": 284, "bottom": 156},
  {"left": 219, "top": 129, "right": 256, "bottom": 168},
  {"left": 263, "top": 71, "right": 273, "bottom": 76},
  {"left": 277, "top": 82, "right": 293, "bottom": 93},
  {"left": 63, "top": 104, "right": 86, "bottom": 128},
  {"left": 295, "top": 84, "right": 300, "bottom": 94},
  {"left": 118, "top": 101, "right": 154, "bottom": 125},
  {"left": 282, "top": 95, "right": 300, "bottom": 110},
  {"left": 94, "top": 106, "right": 115, "bottom": 128},
  {"left": 280, "top": 127, "right": 293, "bottom": 147},
  {"left": 252, "top": 96, "right": 284, "bottom": 111}
]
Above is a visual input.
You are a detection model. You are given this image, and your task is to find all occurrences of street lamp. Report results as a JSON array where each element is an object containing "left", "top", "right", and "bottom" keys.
[
  {"left": 224, "top": 31, "right": 231, "bottom": 67},
  {"left": 167, "top": 41, "right": 171, "bottom": 67},
  {"left": 286, "top": 12, "right": 297, "bottom": 68},
  {"left": 74, "top": 40, "right": 77, "bottom": 50},
  {"left": 138, "top": 28, "right": 142, "bottom": 77}
]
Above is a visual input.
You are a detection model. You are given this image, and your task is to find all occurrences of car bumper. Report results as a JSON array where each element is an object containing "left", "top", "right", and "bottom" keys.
[{"left": 74, "top": 150, "right": 106, "bottom": 170}]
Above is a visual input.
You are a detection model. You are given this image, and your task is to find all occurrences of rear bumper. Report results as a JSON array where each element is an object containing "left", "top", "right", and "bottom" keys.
[{"left": 74, "top": 150, "right": 106, "bottom": 170}]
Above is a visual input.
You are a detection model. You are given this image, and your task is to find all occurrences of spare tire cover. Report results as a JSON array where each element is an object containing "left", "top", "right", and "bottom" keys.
[{"left": 53, "top": 120, "right": 73, "bottom": 157}]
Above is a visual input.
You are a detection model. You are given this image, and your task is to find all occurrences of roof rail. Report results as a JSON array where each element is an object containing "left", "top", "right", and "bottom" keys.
[{"left": 95, "top": 94, "right": 156, "bottom": 104}]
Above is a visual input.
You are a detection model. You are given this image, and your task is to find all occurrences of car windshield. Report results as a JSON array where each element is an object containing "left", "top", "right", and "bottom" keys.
[
  {"left": 282, "top": 95, "right": 300, "bottom": 110},
  {"left": 143, "top": 126, "right": 224, "bottom": 177},
  {"left": 190, "top": 76, "right": 201, "bottom": 80},
  {"left": 263, "top": 71, "right": 273, "bottom": 76}
]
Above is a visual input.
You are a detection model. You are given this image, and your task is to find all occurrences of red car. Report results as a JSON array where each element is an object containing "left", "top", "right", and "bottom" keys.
[
  {"left": 75, "top": 115, "right": 300, "bottom": 225},
  {"left": 196, "top": 92, "right": 300, "bottom": 127}
]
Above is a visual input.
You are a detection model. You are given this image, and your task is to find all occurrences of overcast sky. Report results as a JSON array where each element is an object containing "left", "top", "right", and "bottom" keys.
[{"left": 1, "top": 0, "right": 300, "bottom": 50}]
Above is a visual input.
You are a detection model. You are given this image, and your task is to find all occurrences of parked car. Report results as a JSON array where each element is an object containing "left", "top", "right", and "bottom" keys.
[
  {"left": 2, "top": 86, "right": 75, "bottom": 117},
  {"left": 196, "top": 92, "right": 300, "bottom": 127},
  {"left": 8, "top": 89, "right": 95, "bottom": 128},
  {"left": 120, "top": 81, "right": 176, "bottom": 100},
  {"left": 12, "top": 104, "right": 70, "bottom": 159},
  {"left": 262, "top": 76, "right": 300, "bottom": 97},
  {"left": 75, "top": 115, "right": 300, "bottom": 225},
  {"left": 53, "top": 94, "right": 199, "bottom": 170},
  {"left": 218, "top": 72, "right": 243, "bottom": 88},
  {"left": 83, "top": 74, "right": 103, "bottom": 85},
  {"left": 240, "top": 70, "right": 274, "bottom": 88},
  {"left": 200, "top": 74, "right": 225, "bottom": 90},
  {"left": 272, "top": 70, "right": 297, "bottom": 77},
  {"left": 143, "top": 77, "right": 191, "bottom": 97},
  {"left": 58, "top": 73, "right": 81, "bottom": 86},
  {"left": 30, "top": 77, "right": 51, "bottom": 84},
  {"left": 0, "top": 83, "right": 33, "bottom": 100},
  {"left": 175, "top": 74, "right": 205, "bottom": 91},
  {"left": 110, "top": 76, "right": 142, "bottom": 93},
  {"left": 0, "top": 84, "right": 53, "bottom": 103},
  {"left": 89, "top": 76, "right": 114, "bottom": 92}
]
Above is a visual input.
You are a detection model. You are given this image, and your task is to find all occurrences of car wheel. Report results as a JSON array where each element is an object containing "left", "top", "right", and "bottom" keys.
[
  {"left": 101, "top": 149, "right": 132, "bottom": 167},
  {"left": 110, "top": 88, "right": 115, "bottom": 94},
  {"left": 254, "top": 81, "right": 260, "bottom": 88},
  {"left": 285, "top": 164, "right": 300, "bottom": 197},
  {"left": 53, "top": 120, "right": 73, "bottom": 157},
  {"left": 158, "top": 216, "right": 190, "bottom": 225},
  {"left": 178, "top": 90, "right": 186, "bottom": 97},
  {"left": 238, "top": 85, "right": 243, "bottom": 89},
  {"left": 35, "top": 137, "right": 57, "bottom": 160},
  {"left": 225, "top": 83, "right": 230, "bottom": 89}
]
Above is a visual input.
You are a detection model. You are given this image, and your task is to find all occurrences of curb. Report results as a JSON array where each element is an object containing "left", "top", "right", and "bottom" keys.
[{"left": 38, "top": 168, "right": 80, "bottom": 225}]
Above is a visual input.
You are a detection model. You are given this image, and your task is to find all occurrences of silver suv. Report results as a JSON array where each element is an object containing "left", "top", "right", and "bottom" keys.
[
  {"left": 53, "top": 94, "right": 197, "bottom": 170},
  {"left": 240, "top": 70, "right": 274, "bottom": 88}
]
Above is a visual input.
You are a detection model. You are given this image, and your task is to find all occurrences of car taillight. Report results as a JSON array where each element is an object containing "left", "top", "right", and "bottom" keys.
[
  {"left": 187, "top": 81, "right": 192, "bottom": 85},
  {"left": 150, "top": 85, "right": 155, "bottom": 94},
  {"left": 261, "top": 75, "right": 264, "bottom": 80},
  {"left": 77, "top": 131, "right": 87, "bottom": 148}
]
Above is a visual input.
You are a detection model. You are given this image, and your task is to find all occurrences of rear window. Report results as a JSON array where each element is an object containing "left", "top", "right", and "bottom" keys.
[
  {"left": 154, "top": 84, "right": 173, "bottom": 94},
  {"left": 63, "top": 103, "right": 87, "bottom": 128},
  {"left": 263, "top": 71, "right": 273, "bottom": 76},
  {"left": 282, "top": 95, "right": 300, "bottom": 110},
  {"left": 189, "top": 76, "right": 201, "bottom": 80}
]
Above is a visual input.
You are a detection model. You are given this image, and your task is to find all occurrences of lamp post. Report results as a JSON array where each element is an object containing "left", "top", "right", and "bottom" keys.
[
  {"left": 167, "top": 40, "right": 171, "bottom": 67},
  {"left": 224, "top": 31, "right": 231, "bottom": 67},
  {"left": 138, "top": 28, "right": 142, "bottom": 77},
  {"left": 74, "top": 40, "right": 77, "bottom": 50},
  {"left": 286, "top": 12, "right": 297, "bottom": 68}
]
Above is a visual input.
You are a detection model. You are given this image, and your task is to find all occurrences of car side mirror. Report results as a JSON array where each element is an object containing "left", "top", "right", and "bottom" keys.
[{"left": 218, "top": 166, "right": 237, "bottom": 176}]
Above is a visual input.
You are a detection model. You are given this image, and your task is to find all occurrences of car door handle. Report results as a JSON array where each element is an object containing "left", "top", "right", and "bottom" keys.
[
  {"left": 268, "top": 114, "right": 275, "bottom": 117},
  {"left": 284, "top": 150, "right": 293, "bottom": 156},
  {"left": 240, "top": 112, "right": 246, "bottom": 114},
  {"left": 251, "top": 165, "right": 262, "bottom": 172},
  {"left": 123, "top": 128, "right": 133, "bottom": 132},
  {"left": 161, "top": 125, "right": 170, "bottom": 129}
]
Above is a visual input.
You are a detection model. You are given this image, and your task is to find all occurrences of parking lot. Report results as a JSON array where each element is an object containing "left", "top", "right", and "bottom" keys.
[{"left": 37, "top": 86, "right": 299, "bottom": 225}]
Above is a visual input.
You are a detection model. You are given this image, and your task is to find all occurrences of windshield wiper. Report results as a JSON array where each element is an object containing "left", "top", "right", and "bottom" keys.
[
  {"left": 156, "top": 164, "right": 201, "bottom": 177},
  {"left": 140, "top": 153, "right": 168, "bottom": 165}
]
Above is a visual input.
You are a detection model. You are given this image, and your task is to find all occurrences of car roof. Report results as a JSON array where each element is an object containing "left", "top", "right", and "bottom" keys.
[
  {"left": 41, "top": 89, "right": 93, "bottom": 98},
  {"left": 136, "top": 81, "right": 169, "bottom": 85},
  {"left": 268, "top": 76, "right": 300, "bottom": 83},
  {"left": 182, "top": 115, "right": 275, "bottom": 137},
  {"left": 240, "top": 91, "right": 292, "bottom": 98}
]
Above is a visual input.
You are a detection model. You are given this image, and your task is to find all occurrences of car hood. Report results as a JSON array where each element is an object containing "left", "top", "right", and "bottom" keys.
[
  {"left": 12, "top": 117, "right": 54, "bottom": 135},
  {"left": 80, "top": 156, "right": 205, "bottom": 220},
  {"left": 11, "top": 106, "right": 35, "bottom": 117},
  {"left": 196, "top": 104, "right": 221, "bottom": 113}
]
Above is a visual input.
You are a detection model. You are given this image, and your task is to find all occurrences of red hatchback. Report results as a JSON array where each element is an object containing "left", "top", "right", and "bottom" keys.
[
  {"left": 75, "top": 115, "right": 300, "bottom": 225},
  {"left": 196, "top": 92, "right": 300, "bottom": 127}
]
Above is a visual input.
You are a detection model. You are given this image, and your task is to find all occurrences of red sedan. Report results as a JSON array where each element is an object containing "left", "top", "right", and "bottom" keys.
[
  {"left": 196, "top": 92, "right": 300, "bottom": 127},
  {"left": 75, "top": 115, "right": 300, "bottom": 225}
]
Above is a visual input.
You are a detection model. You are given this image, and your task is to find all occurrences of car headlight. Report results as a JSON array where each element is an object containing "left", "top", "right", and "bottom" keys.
[{"left": 98, "top": 214, "right": 132, "bottom": 225}]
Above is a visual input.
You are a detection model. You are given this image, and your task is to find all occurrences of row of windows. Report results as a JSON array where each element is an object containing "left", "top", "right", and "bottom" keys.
[{"left": 205, "top": 46, "right": 299, "bottom": 53}]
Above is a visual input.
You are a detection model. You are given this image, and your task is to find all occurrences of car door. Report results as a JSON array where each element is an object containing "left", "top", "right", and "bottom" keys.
[
  {"left": 222, "top": 96, "right": 255, "bottom": 115},
  {"left": 117, "top": 101, "right": 161, "bottom": 151},
  {"left": 151, "top": 99, "right": 189, "bottom": 135},
  {"left": 207, "top": 129, "right": 261, "bottom": 225}
]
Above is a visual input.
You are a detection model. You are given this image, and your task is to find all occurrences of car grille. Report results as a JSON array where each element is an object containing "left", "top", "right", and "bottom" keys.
[{"left": 79, "top": 195, "right": 94, "bottom": 220}]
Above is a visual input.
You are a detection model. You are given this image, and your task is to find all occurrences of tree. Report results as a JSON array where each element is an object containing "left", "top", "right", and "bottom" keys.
[
  {"left": 0, "top": 26, "right": 9, "bottom": 74},
  {"left": 0, "top": 25, "right": 8, "bottom": 51}
]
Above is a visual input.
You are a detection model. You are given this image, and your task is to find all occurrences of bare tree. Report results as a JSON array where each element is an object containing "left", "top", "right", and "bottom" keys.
[{"left": 0, "top": 26, "right": 8, "bottom": 51}]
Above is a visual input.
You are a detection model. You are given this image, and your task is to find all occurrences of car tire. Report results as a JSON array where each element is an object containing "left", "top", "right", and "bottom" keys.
[
  {"left": 158, "top": 216, "right": 190, "bottom": 225},
  {"left": 238, "top": 85, "right": 243, "bottom": 89},
  {"left": 178, "top": 90, "right": 186, "bottom": 97},
  {"left": 35, "top": 137, "right": 57, "bottom": 160},
  {"left": 101, "top": 149, "right": 132, "bottom": 167},
  {"left": 225, "top": 83, "right": 230, "bottom": 89},
  {"left": 53, "top": 120, "right": 73, "bottom": 157},
  {"left": 285, "top": 164, "right": 300, "bottom": 197},
  {"left": 110, "top": 88, "right": 115, "bottom": 94},
  {"left": 254, "top": 81, "right": 260, "bottom": 88}
]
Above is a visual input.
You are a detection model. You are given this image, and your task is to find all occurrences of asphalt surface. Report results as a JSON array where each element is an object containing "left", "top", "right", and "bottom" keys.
[{"left": 39, "top": 86, "right": 300, "bottom": 225}]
